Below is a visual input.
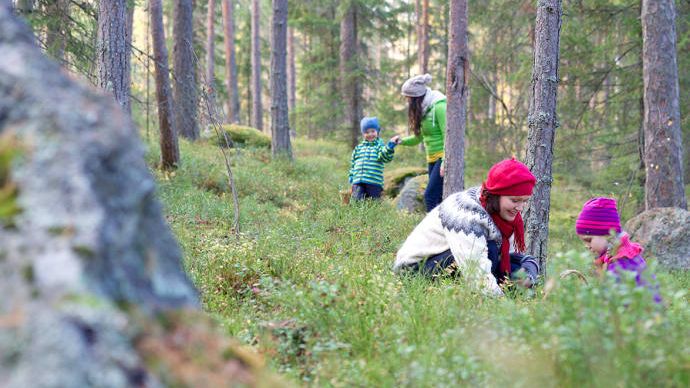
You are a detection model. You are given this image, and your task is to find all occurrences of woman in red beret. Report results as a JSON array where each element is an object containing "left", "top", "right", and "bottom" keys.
[{"left": 393, "top": 158, "right": 539, "bottom": 295}]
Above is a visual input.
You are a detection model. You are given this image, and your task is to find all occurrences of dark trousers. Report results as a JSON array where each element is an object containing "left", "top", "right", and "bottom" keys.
[
  {"left": 403, "top": 246, "right": 538, "bottom": 285},
  {"left": 352, "top": 183, "right": 383, "bottom": 201},
  {"left": 425, "top": 159, "right": 444, "bottom": 212},
  {"left": 410, "top": 250, "right": 457, "bottom": 277}
]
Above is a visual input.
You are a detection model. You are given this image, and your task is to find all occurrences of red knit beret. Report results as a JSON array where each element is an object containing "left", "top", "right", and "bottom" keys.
[{"left": 484, "top": 158, "right": 536, "bottom": 196}]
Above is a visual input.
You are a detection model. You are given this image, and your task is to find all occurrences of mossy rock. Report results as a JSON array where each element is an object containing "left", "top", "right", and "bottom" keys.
[
  {"left": 207, "top": 124, "right": 271, "bottom": 148},
  {"left": 384, "top": 166, "right": 427, "bottom": 197},
  {"left": 394, "top": 175, "right": 427, "bottom": 213}
]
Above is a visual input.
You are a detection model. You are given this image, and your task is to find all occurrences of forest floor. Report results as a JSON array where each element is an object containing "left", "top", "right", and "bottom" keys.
[{"left": 146, "top": 136, "right": 690, "bottom": 387}]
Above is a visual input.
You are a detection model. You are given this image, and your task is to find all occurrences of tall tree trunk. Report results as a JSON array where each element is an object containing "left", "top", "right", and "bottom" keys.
[
  {"left": 418, "top": 0, "right": 429, "bottom": 74},
  {"left": 305, "top": 33, "right": 314, "bottom": 138},
  {"left": 443, "top": 0, "right": 469, "bottom": 198},
  {"left": 245, "top": 11, "right": 252, "bottom": 125},
  {"left": 642, "top": 0, "right": 687, "bottom": 209},
  {"left": 270, "top": 0, "right": 292, "bottom": 159},
  {"left": 222, "top": 0, "right": 240, "bottom": 123},
  {"left": 205, "top": 0, "right": 217, "bottom": 128},
  {"left": 251, "top": 0, "right": 263, "bottom": 131},
  {"left": 173, "top": 0, "right": 200, "bottom": 140},
  {"left": 150, "top": 0, "right": 180, "bottom": 169},
  {"left": 287, "top": 26, "right": 296, "bottom": 115},
  {"left": 524, "top": 0, "right": 562, "bottom": 273},
  {"left": 488, "top": 60, "right": 497, "bottom": 122},
  {"left": 96, "top": 0, "right": 131, "bottom": 114},
  {"left": 406, "top": 4, "right": 412, "bottom": 80},
  {"left": 340, "top": 3, "right": 360, "bottom": 148},
  {"left": 125, "top": 2, "right": 134, "bottom": 110}
]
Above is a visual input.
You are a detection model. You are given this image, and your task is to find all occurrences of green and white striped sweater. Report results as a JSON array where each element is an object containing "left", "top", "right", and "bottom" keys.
[{"left": 348, "top": 138, "right": 396, "bottom": 187}]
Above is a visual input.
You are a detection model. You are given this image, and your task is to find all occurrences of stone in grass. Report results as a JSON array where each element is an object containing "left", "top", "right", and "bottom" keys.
[
  {"left": 394, "top": 175, "right": 427, "bottom": 213},
  {"left": 205, "top": 124, "right": 271, "bottom": 148},
  {"left": 384, "top": 166, "right": 428, "bottom": 198},
  {"left": 625, "top": 207, "right": 690, "bottom": 270}
]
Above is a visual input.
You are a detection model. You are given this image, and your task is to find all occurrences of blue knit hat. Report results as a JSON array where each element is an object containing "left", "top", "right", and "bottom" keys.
[{"left": 360, "top": 117, "right": 381, "bottom": 134}]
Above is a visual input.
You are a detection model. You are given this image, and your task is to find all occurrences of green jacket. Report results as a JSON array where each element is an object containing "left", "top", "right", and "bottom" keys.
[
  {"left": 400, "top": 91, "right": 446, "bottom": 163},
  {"left": 349, "top": 138, "right": 396, "bottom": 187}
]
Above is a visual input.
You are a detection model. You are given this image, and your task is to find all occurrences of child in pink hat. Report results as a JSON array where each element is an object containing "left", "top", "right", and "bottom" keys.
[{"left": 576, "top": 197, "right": 660, "bottom": 302}]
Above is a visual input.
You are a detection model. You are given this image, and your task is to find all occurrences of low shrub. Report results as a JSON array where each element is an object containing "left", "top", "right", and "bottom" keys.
[{"left": 208, "top": 124, "right": 271, "bottom": 148}]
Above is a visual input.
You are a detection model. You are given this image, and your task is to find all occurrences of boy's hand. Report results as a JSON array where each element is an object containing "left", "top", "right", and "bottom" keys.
[
  {"left": 390, "top": 135, "right": 401, "bottom": 144},
  {"left": 439, "top": 161, "right": 445, "bottom": 177}
]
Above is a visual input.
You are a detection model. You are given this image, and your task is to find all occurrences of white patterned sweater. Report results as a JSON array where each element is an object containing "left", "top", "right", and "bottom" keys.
[{"left": 393, "top": 186, "right": 516, "bottom": 295}]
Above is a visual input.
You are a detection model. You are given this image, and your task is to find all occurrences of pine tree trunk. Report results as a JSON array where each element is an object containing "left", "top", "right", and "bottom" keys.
[
  {"left": 173, "top": 0, "right": 199, "bottom": 140},
  {"left": 287, "top": 27, "right": 296, "bottom": 114},
  {"left": 96, "top": 0, "right": 131, "bottom": 114},
  {"left": 150, "top": 0, "right": 179, "bottom": 169},
  {"left": 222, "top": 0, "right": 240, "bottom": 123},
  {"left": 340, "top": 3, "right": 360, "bottom": 148},
  {"left": 270, "top": 0, "right": 292, "bottom": 159},
  {"left": 204, "top": 0, "right": 217, "bottom": 128},
  {"left": 524, "top": 0, "right": 562, "bottom": 273},
  {"left": 418, "top": 0, "right": 429, "bottom": 74},
  {"left": 641, "top": 0, "right": 687, "bottom": 210},
  {"left": 125, "top": 3, "right": 134, "bottom": 110},
  {"left": 442, "top": 0, "right": 468, "bottom": 198},
  {"left": 251, "top": 0, "right": 263, "bottom": 131}
]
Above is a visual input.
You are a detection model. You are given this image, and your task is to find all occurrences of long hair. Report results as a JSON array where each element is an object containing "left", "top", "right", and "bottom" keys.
[
  {"left": 407, "top": 95, "right": 424, "bottom": 137},
  {"left": 480, "top": 187, "right": 501, "bottom": 215}
]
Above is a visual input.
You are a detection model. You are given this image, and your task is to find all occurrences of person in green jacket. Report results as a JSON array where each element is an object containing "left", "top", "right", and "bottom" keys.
[{"left": 398, "top": 73, "right": 447, "bottom": 211}]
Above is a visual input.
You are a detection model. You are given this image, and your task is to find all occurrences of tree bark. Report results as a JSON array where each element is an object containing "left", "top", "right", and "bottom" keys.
[
  {"left": 340, "top": 3, "right": 361, "bottom": 148},
  {"left": 96, "top": 0, "right": 131, "bottom": 114},
  {"left": 524, "top": 0, "right": 562, "bottom": 273},
  {"left": 251, "top": 0, "right": 263, "bottom": 131},
  {"left": 270, "top": 0, "right": 292, "bottom": 159},
  {"left": 204, "top": 0, "right": 217, "bottom": 128},
  {"left": 150, "top": 0, "right": 180, "bottom": 169},
  {"left": 125, "top": 2, "right": 134, "bottom": 110},
  {"left": 642, "top": 0, "right": 687, "bottom": 210},
  {"left": 418, "top": 0, "right": 429, "bottom": 74},
  {"left": 443, "top": 0, "right": 469, "bottom": 198},
  {"left": 173, "top": 0, "right": 200, "bottom": 140},
  {"left": 222, "top": 0, "right": 240, "bottom": 123},
  {"left": 287, "top": 26, "right": 296, "bottom": 114}
]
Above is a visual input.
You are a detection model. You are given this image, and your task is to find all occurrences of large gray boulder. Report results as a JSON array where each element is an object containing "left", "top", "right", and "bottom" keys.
[
  {"left": 394, "top": 175, "right": 427, "bottom": 213},
  {"left": 625, "top": 207, "right": 690, "bottom": 270},
  {"left": 0, "top": 7, "right": 273, "bottom": 387}
]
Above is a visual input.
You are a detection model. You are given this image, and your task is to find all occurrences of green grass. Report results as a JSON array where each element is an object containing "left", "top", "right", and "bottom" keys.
[{"left": 146, "top": 135, "right": 690, "bottom": 387}]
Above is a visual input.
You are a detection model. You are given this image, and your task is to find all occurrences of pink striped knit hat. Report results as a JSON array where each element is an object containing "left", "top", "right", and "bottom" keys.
[{"left": 575, "top": 197, "right": 622, "bottom": 236}]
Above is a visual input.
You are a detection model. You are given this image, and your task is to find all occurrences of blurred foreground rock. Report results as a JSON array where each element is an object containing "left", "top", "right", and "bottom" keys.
[{"left": 0, "top": 6, "right": 282, "bottom": 387}]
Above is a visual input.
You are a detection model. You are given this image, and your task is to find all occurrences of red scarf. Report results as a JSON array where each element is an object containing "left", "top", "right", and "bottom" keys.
[{"left": 481, "top": 188, "right": 527, "bottom": 276}]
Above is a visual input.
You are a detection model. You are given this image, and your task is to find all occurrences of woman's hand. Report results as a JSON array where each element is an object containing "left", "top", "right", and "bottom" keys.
[
  {"left": 439, "top": 161, "right": 445, "bottom": 177},
  {"left": 390, "top": 135, "right": 401, "bottom": 144}
]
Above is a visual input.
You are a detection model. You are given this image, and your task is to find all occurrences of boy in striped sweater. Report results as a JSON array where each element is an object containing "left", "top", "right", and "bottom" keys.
[{"left": 349, "top": 117, "right": 400, "bottom": 201}]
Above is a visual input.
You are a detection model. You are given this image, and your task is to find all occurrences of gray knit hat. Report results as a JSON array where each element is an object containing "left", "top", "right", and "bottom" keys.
[{"left": 401, "top": 73, "right": 432, "bottom": 97}]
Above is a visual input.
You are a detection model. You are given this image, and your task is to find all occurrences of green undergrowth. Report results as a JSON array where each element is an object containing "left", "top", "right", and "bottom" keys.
[{"left": 146, "top": 135, "right": 690, "bottom": 387}]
